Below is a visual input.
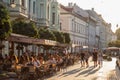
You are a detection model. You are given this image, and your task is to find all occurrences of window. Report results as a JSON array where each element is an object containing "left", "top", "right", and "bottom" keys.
[
  {"left": 74, "top": 22, "right": 76, "bottom": 32},
  {"left": 33, "top": 1, "right": 35, "bottom": 14},
  {"left": 60, "top": 22, "right": 62, "bottom": 30},
  {"left": 72, "top": 20, "right": 74, "bottom": 32},
  {"left": 29, "top": 0, "right": 31, "bottom": 13},
  {"left": 21, "top": 0, "right": 24, "bottom": 7},
  {"left": 40, "top": 4, "right": 44, "bottom": 18},
  {"left": 47, "top": 5, "right": 49, "bottom": 19},
  {"left": 52, "top": 13, "right": 55, "bottom": 24}
]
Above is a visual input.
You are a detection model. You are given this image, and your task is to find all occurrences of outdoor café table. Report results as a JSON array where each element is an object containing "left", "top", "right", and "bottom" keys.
[
  {"left": 19, "top": 66, "right": 36, "bottom": 80},
  {"left": 39, "top": 63, "right": 50, "bottom": 77}
]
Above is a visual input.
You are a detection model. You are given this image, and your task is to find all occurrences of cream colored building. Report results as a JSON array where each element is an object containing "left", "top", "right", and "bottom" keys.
[{"left": 60, "top": 3, "right": 89, "bottom": 53}]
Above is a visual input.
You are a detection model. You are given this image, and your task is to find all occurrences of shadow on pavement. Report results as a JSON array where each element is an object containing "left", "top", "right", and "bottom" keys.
[
  {"left": 58, "top": 68, "right": 81, "bottom": 77},
  {"left": 75, "top": 66, "right": 99, "bottom": 77},
  {"left": 84, "top": 67, "right": 100, "bottom": 77}
]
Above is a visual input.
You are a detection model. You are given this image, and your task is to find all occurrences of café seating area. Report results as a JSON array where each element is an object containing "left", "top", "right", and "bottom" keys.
[{"left": 0, "top": 52, "right": 80, "bottom": 80}]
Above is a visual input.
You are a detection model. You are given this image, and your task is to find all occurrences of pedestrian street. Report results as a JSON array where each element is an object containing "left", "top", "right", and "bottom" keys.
[{"left": 46, "top": 58, "right": 116, "bottom": 80}]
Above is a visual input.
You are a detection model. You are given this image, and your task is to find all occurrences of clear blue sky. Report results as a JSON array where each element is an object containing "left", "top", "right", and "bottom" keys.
[{"left": 58, "top": 0, "right": 120, "bottom": 32}]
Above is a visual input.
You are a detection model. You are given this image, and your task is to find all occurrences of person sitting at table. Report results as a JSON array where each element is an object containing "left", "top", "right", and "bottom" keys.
[
  {"left": 48, "top": 56, "right": 57, "bottom": 65},
  {"left": 11, "top": 55, "right": 18, "bottom": 71},
  {"left": 33, "top": 57, "right": 40, "bottom": 68},
  {"left": 26, "top": 57, "right": 34, "bottom": 66},
  {"left": 3, "top": 57, "right": 12, "bottom": 71}
]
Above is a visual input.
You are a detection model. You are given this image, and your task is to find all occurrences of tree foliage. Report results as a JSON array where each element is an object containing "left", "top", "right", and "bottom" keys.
[
  {"left": 38, "top": 28, "right": 71, "bottom": 44},
  {"left": 0, "top": 2, "right": 11, "bottom": 40},
  {"left": 108, "top": 40, "right": 120, "bottom": 47},
  {"left": 39, "top": 28, "right": 56, "bottom": 41},
  {"left": 62, "top": 32, "right": 71, "bottom": 44},
  {"left": 53, "top": 31, "right": 65, "bottom": 43},
  {"left": 12, "top": 18, "right": 38, "bottom": 38},
  {"left": 115, "top": 28, "right": 120, "bottom": 40}
]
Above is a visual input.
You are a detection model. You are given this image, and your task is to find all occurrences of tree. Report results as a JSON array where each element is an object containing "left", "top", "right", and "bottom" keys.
[
  {"left": 63, "top": 32, "right": 71, "bottom": 44},
  {"left": 108, "top": 40, "right": 120, "bottom": 47},
  {"left": 0, "top": 2, "right": 11, "bottom": 49},
  {"left": 39, "top": 28, "right": 56, "bottom": 41},
  {"left": 115, "top": 28, "right": 120, "bottom": 40},
  {"left": 53, "top": 31, "right": 65, "bottom": 43},
  {"left": 12, "top": 18, "right": 38, "bottom": 38}
]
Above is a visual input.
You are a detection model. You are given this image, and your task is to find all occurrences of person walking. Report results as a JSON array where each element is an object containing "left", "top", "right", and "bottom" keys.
[
  {"left": 85, "top": 51, "right": 90, "bottom": 68},
  {"left": 98, "top": 50, "right": 103, "bottom": 68},
  {"left": 80, "top": 51, "right": 85, "bottom": 67},
  {"left": 92, "top": 49, "right": 98, "bottom": 67}
]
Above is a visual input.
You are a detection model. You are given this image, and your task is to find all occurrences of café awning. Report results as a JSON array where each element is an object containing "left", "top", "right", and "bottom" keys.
[
  {"left": 32, "top": 39, "right": 57, "bottom": 46},
  {"left": 8, "top": 33, "right": 58, "bottom": 46},
  {"left": 8, "top": 33, "right": 33, "bottom": 44}
]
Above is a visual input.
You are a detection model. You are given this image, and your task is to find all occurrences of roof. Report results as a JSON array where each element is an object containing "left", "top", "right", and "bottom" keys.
[
  {"left": 86, "top": 10, "right": 100, "bottom": 21},
  {"left": 60, "top": 4, "right": 88, "bottom": 21},
  {"left": 60, "top": 4, "right": 73, "bottom": 12},
  {"left": 73, "top": 5, "right": 89, "bottom": 18}
]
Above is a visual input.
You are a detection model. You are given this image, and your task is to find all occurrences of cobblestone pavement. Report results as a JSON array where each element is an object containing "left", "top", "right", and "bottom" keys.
[
  {"left": 107, "top": 70, "right": 117, "bottom": 80},
  {"left": 46, "top": 57, "right": 116, "bottom": 80}
]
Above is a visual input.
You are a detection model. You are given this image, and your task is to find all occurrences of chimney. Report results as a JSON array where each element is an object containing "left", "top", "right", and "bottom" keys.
[
  {"left": 99, "top": 14, "right": 102, "bottom": 17},
  {"left": 68, "top": 3, "right": 73, "bottom": 8},
  {"left": 92, "top": 8, "right": 94, "bottom": 11}
]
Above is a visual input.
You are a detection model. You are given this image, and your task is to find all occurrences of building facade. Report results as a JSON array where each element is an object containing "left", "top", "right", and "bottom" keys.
[
  {"left": 87, "top": 9, "right": 97, "bottom": 50},
  {"left": 2, "top": 0, "right": 60, "bottom": 30},
  {"left": 1, "top": 0, "right": 115, "bottom": 54},
  {"left": 1, "top": 0, "right": 60, "bottom": 55},
  {"left": 60, "top": 3, "right": 89, "bottom": 53},
  {"left": 87, "top": 9, "right": 114, "bottom": 49}
]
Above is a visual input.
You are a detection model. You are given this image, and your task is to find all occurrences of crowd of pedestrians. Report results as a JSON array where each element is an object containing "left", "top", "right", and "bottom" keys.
[{"left": 79, "top": 49, "right": 103, "bottom": 68}]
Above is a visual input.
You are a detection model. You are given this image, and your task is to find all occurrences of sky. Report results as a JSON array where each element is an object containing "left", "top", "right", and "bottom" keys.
[{"left": 58, "top": 0, "right": 120, "bottom": 33}]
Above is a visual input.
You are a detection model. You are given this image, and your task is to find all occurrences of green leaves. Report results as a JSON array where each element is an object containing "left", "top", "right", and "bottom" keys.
[
  {"left": 39, "top": 29, "right": 71, "bottom": 44},
  {"left": 12, "top": 18, "right": 71, "bottom": 44},
  {"left": 63, "top": 32, "right": 71, "bottom": 44},
  {"left": 108, "top": 40, "right": 120, "bottom": 47},
  {"left": 116, "top": 28, "right": 120, "bottom": 40},
  {"left": 39, "top": 28, "right": 56, "bottom": 41},
  {"left": 0, "top": 2, "right": 11, "bottom": 40},
  {"left": 53, "top": 31, "right": 65, "bottom": 43},
  {"left": 12, "top": 19, "right": 38, "bottom": 38}
]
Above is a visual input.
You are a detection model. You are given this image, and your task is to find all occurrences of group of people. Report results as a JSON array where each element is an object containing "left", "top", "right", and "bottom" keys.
[
  {"left": 0, "top": 49, "right": 104, "bottom": 75},
  {"left": 0, "top": 50, "right": 79, "bottom": 73},
  {"left": 80, "top": 49, "right": 103, "bottom": 68}
]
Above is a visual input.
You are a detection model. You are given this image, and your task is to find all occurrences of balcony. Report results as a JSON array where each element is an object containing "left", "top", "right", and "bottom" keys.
[
  {"left": 8, "top": 4, "right": 28, "bottom": 18},
  {"left": 36, "top": 18, "right": 49, "bottom": 27}
]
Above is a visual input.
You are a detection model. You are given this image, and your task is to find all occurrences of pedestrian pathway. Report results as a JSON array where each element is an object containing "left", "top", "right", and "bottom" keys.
[
  {"left": 46, "top": 57, "right": 116, "bottom": 80},
  {"left": 96, "top": 58, "right": 116, "bottom": 80},
  {"left": 107, "top": 70, "right": 117, "bottom": 80}
]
